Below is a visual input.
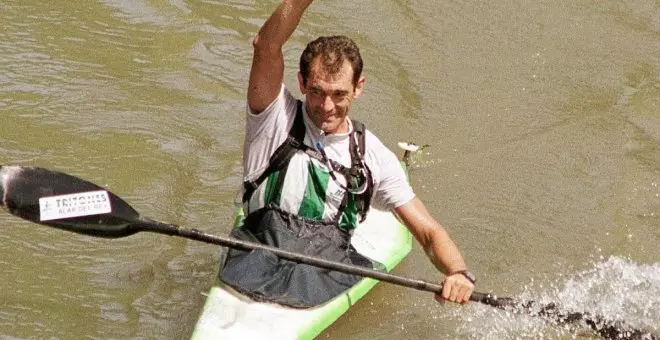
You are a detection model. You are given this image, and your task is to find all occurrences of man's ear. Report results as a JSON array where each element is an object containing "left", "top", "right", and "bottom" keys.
[
  {"left": 353, "top": 75, "right": 366, "bottom": 99},
  {"left": 297, "top": 72, "right": 306, "bottom": 95}
]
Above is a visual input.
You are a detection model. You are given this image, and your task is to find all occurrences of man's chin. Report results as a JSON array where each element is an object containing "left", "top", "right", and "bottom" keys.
[{"left": 320, "top": 121, "right": 347, "bottom": 134}]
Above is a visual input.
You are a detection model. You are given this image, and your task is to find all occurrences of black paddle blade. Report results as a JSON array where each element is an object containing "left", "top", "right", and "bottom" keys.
[
  {"left": 0, "top": 165, "right": 140, "bottom": 238},
  {"left": 480, "top": 295, "right": 657, "bottom": 340}
]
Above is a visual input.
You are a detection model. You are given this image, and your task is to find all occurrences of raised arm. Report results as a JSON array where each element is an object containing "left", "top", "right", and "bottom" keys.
[
  {"left": 394, "top": 197, "right": 474, "bottom": 304},
  {"left": 248, "top": 0, "right": 314, "bottom": 113}
]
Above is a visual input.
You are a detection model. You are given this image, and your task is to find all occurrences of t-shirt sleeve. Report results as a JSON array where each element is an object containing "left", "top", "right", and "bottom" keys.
[
  {"left": 245, "top": 84, "right": 297, "bottom": 143},
  {"left": 243, "top": 85, "right": 298, "bottom": 181},
  {"left": 366, "top": 132, "right": 416, "bottom": 210}
]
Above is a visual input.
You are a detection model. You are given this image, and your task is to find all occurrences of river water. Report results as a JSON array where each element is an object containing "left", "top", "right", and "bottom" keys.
[{"left": 1, "top": 0, "right": 658, "bottom": 339}]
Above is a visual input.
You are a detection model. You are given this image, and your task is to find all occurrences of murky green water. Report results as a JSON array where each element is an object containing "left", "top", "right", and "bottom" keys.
[{"left": 1, "top": 0, "right": 658, "bottom": 338}]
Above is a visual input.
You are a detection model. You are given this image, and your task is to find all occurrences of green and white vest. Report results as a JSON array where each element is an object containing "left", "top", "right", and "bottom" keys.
[{"left": 242, "top": 100, "right": 372, "bottom": 230}]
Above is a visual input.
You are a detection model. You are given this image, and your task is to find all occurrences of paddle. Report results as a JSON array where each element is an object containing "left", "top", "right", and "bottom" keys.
[{"left": 0, "top": 165, "right": 655, "bottom": 340}]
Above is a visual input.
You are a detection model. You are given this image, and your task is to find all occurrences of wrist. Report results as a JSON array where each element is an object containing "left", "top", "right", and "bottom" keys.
[{"left": 450, "top": 270, "right": 476, "bottom": 284}]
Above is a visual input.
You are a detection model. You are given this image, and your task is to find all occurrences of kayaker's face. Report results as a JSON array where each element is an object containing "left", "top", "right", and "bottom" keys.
[{"left": 298, "top": 57, "right": 364, "bottom": 134}]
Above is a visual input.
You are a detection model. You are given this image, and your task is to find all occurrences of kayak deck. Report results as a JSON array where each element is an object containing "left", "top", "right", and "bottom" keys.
[{"left": 190, "top": 206, "right": 412, "bottom": 340}]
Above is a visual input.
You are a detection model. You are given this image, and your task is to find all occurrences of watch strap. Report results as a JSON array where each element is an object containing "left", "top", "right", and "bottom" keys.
[{"left": 452, "top": 270, "right": 476, "bottom": 284}]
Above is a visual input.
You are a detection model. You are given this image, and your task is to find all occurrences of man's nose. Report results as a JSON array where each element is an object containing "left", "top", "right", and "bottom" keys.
[{"left": 320, "top": 95, "right": 334, "bottom": 112}]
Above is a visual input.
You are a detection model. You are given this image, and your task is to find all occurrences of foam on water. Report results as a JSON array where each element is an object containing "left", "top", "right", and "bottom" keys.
[{"left": 453, "top": 256, "right": 660, "bottom": 339}]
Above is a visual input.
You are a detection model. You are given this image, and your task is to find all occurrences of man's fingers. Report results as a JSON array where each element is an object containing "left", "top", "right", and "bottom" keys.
[
  {"left": 442, "top": 277, "right": 460, "bottom": 302},
  {"left": 441, "top": 279, "right": 453, "bottom": 300},
  {"left": 458, "top": 285, "right": 471, "bottom": 304},
  {"left": 449, "top": 284, "right": 460, "bottom": 302},
  {"left": 440, "top": 275, "right": 474, "bottom": 304}
]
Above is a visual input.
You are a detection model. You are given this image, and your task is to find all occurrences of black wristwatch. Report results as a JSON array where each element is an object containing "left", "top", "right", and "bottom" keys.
[{"left": 453, "top": 270, "right": 476, "bottom": 284}]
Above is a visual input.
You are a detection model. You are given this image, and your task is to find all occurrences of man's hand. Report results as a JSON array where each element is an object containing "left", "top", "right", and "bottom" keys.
[{"left": 434, "top": 273, "right": 474, "bottom": 304}]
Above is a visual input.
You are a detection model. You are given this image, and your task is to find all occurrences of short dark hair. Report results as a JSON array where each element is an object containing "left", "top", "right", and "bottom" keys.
[{"left": 299, "top": 35, "right": 363, "bottom": 88}]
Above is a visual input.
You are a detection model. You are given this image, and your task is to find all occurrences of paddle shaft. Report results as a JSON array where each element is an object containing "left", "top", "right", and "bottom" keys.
[
  {"left": 1, "top": 165, "right": 654, "bottom": 339},
  {"left": 136, "top": 217, "right": 491, "bottom": 303},
  {"left": 139, "top": 218, "right": 659, "bottom": 340}
]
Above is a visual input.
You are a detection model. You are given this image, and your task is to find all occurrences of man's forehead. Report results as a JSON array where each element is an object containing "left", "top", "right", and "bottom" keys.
[
  {"left": 307, "top": 78, "right": 352, "bottom": 93},
  {"left": 310, "top": 57, "right": 354, "bottom": 77},
  {"left": 308, "top": 62, "right": 354, "bottom": 88}
]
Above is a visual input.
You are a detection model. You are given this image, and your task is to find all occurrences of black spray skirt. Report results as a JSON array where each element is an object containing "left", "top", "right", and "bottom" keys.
[{"left": 220, "top": 204, "right": 384, "bottom": 308}]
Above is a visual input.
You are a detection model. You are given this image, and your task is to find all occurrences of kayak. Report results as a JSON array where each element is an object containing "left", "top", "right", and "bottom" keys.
[{"left": 190, "top": 145, "right": 417, "bottom": 340}]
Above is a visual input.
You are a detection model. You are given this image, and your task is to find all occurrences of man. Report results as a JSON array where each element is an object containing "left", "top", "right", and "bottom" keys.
[{"left": 220, "top": 0, "right": 474, "bottom": 308}]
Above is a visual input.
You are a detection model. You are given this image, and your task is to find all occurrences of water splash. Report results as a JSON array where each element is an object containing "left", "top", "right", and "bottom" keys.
[{"left": 454, "top": 256, "right": 660, "bottom": 339}]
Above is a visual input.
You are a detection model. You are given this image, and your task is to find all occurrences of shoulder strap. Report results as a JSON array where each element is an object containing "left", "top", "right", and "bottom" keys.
[
  {"left": 242, "top": 100, "right": 305, "bottom": 202},
  {"left": 348, "top": 120, "right": 373, "bottom": 223},
  {"left": 350, "top": 120, "right": 366, "bottom": 165},
  {"left": 289, "top": 100, "right": 306, "bottom": 141}
]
